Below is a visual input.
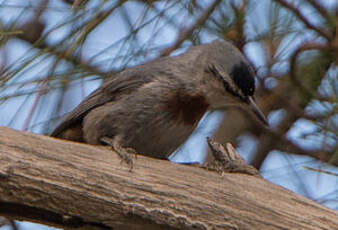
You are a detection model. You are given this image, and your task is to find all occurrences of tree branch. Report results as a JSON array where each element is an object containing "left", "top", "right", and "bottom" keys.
[
  {"left": 289, "top": 42, "right": 335, "bottom": 99},
  {"left": 274, "top": 0, "right": 331, "bottom": 40},
  {"left": 160, "top": 0, "right": 222, "bottom": 57},
  {"left": 306, "top": 0, "right": 332, "bottom": 22},
  {"left": 0, "top": 127, "right": 338, "bottom": 229}
]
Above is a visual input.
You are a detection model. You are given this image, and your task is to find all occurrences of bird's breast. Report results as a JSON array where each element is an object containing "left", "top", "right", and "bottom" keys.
[
  {"left": 164, "top": 91, "right": 209, "bottom": 126},
  {"left": 125, "top": 91, "right": 209, "bottom": 158}
]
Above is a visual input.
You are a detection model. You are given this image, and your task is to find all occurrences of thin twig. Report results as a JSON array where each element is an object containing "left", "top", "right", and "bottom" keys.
[
  {"left": 11, "top": 2, "right": 128, "bottom": 79},
  {"left": 274, "top": 0, "right": 331, "bottom": 41},
  {"left": 289, "top": 42, "right": 333, "bottom": 98},
  {"left": 22, "top": 59, "right": 60, "bottom": 131},
  {"left": 267, "top": 120, "right": 336, "bottom": 166},
  {"left": 304, "top": 166, "right": 338, "bottom": 177},
  {"left": 307, "top": 0, "right": 332, "bottom": 22},
  {"left": 160, "top": 0, "right": 222, "bottom": 57}
]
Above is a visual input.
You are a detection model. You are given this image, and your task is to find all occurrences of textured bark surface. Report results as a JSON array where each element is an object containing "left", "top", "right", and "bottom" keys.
[{"left": 0, "top": 126, "right": 337, "bottom": 230}]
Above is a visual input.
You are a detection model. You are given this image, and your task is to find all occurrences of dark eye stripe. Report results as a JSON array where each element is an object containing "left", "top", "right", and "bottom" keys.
[{"left": 207, "top": 65, "right": 246, "bottom": 102}]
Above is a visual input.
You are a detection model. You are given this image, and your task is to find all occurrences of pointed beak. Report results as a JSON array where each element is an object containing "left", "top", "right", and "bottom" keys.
[{"left": 248, "top": 96, "right": 268, "bottom": 126}]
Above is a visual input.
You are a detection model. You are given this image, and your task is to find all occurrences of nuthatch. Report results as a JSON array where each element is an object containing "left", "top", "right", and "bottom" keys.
[{"left": 51, "top": 40, "right": 267, "bottom": 161}]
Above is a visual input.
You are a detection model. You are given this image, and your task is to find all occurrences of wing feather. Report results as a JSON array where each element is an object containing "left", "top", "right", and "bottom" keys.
[{"left": 50, "top": 71, "right": 153, "bottom": 137}]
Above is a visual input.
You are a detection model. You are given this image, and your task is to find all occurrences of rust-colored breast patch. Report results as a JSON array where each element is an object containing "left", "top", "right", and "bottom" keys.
[{"left": 166, "top": 91, "right": 209, "bottom": 126}]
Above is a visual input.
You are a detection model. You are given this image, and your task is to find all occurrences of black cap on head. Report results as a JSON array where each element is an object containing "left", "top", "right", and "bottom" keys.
[{"left": 230, "top": 61, "right": 255, "bottom": 97}]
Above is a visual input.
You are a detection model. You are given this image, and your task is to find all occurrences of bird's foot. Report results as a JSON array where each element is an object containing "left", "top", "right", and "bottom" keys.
[
  {"left": 101, "top": 136, "right": 136, "bottom": 171},
  {"left": 205, "top": 137, "right": 261, "bottom": 177},
  {"left": 117, "top": 147, "right": 137, "bottom": 171}
]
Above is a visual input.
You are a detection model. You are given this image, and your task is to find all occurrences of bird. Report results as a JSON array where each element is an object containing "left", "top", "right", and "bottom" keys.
[{"left": 50, "top": 40, "right": 267, "bottom": 163}]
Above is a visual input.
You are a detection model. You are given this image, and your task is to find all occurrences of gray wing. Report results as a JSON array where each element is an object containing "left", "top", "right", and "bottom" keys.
[{"left": 50, "top": 70, "right": 154, "bottom": 137}]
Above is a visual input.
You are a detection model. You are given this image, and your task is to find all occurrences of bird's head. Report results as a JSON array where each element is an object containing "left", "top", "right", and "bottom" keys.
[{"left": 203, "top": 40, "right": 268, "bottom": 126}]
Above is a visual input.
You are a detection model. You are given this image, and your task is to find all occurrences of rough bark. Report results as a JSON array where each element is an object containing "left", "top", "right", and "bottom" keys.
[{"left": 0, "top": 126, "right": 337, "bottom": 230}]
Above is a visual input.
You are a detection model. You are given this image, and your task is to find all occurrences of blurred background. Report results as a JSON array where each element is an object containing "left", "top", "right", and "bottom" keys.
[{"left": 0, "top": 0, "right": 337, "bottom": 229}]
